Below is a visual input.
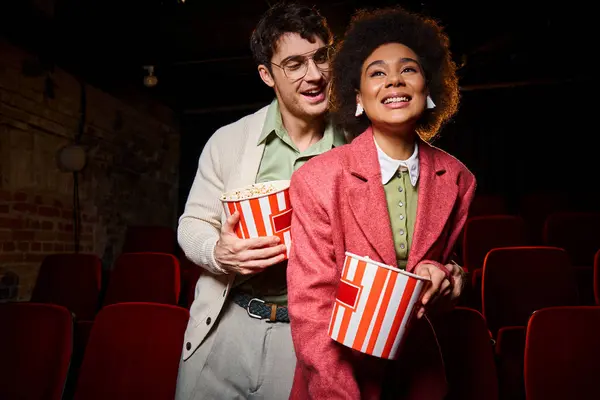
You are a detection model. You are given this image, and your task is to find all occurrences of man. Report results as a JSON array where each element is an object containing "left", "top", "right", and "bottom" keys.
[{"left": 175, "top": 2, "right": 345, "bottom": 399}]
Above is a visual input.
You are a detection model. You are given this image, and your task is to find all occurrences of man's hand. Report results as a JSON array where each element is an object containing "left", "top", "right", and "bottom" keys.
[
  {"left": 214, "top": 211, "right": 287, "bottom": 274},
  {"left": 414, "top": 262, "right": 465, "bottom": 318}
]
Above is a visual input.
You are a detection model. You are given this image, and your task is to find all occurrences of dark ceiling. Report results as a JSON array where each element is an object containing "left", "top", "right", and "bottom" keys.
[{"left": 0, "top": 0, "right": 592, "bottom": 114}]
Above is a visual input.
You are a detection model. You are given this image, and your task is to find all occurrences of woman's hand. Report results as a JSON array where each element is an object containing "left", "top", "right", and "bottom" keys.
[{"left": 414, "top": 261, "right": 465, "bottom": 318}]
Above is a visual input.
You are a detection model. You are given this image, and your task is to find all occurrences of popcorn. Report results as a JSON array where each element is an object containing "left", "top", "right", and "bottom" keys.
[
  {"left": 221, "top": 180, "right": 290, "bottom": 202},
  {"left": 220, "top": 180, "right": 293, "bottom": 259}
]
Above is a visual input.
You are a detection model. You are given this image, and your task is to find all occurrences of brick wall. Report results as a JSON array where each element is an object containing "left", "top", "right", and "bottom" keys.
[{"left": 0, "top": 38, "right": 180, "bottom": 301}]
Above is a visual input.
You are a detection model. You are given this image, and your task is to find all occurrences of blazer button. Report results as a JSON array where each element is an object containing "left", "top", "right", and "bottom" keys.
[
  {"left": 206, "top": 317, "right": 212, "bottom": 325},
  {"left": 186, "top": 342, "right": 191, "bottom": 351}
]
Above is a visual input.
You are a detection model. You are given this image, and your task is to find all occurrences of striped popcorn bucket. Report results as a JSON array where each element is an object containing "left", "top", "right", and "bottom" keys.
[
  {"left": 328, "top": 252, "right": 429, "bottom": 359},
  {"left": 221, "top": 180, "right": 292, "bottom": 259}
]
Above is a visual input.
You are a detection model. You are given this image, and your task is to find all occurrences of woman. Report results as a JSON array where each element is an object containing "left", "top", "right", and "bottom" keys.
[{"left": 287, "top": 6, "right": 476, "bottom": 400}]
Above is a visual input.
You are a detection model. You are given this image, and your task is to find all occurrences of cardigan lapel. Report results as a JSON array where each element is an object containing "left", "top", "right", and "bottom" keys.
[{"left": 234, "top": 105, "right": 269, "bottom": 189}]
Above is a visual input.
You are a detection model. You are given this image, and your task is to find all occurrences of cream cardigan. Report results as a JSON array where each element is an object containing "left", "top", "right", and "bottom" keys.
[{"left": 177, "top": 105, "right": 269, "bottom": 360}]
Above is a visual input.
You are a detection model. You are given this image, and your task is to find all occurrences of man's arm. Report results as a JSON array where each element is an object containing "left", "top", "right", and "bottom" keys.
[
  {"left": 178, "top": 129, "right": 287, "bottom": 275},
  {"left": 178, "top": 132, "right": 229, "bottom": 274}
]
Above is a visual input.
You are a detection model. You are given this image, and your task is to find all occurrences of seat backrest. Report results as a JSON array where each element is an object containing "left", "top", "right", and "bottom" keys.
[
  {"left": 102, "top": 252, "right": 180, "bottom": 306},
  {"left": 0, "top": 303, "right": 73, "bottom": 400},
  {"left": 31, "top": 253, "right": 102, "bottom": 320},
  {"left": 482, "top": 246, "right": 579, "bottom": 336},
  {"left": 122, "top": 226, "right": 177, "bottom": 254},
  {"left": 73, "top": 302, "right": 189, "bottom": 400},
  {"left": 525, "top": 306, "right": 600, "bottom": 400},
  {"left": 462, "top": 215, "right": 529, "bottom": 271},
  {"left": 543, "top": 211, "right": 600, "bottom": 266},
  {"left": 431, "top": 307, "right": 498, "bottom": 400}
]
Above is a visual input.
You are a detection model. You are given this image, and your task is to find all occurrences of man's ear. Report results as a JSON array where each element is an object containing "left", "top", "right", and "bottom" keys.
[{"left": 258, "top": 64, "right": 275, "bottom": 88}]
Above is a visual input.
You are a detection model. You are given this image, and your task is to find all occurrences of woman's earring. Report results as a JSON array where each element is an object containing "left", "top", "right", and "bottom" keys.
[
  {"left": 426, "top": 95, "right": 436, "bottom": 109},
  {"left": 355, "top": 103, "right": 364, "bottom": 117}
]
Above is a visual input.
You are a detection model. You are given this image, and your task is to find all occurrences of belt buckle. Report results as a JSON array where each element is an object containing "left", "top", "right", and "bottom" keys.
[{"left": 246, "top": 297, "right": 265, "bottom": 319}]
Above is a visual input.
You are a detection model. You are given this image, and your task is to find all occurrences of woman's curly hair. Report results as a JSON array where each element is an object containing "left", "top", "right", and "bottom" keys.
[{"left": 330, "top": 6, "right": 459, "bottom": 141}]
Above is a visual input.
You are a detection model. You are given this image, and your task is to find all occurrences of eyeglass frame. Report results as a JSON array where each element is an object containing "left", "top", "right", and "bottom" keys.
[{"left": 270, "top": 45, "right": 333, "bottom": 81}]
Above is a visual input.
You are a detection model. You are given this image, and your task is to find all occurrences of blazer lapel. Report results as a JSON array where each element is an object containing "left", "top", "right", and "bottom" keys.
[
  {"left": 345, "top": 128, "right": 397, "bottom": 267},
  {"left": 407, "top": 141, "right": 458, "bottom": 271}
]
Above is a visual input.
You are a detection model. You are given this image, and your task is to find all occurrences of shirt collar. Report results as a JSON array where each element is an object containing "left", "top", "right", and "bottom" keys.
[
  {"left": 374, "top": 136, "right": 420, "bottom": 186},
  {"left": 257, "top": 98, "right": 345, "bottom": 148},
  {"left": 257, "top": 99, "right": 285, "bottom": 145}
]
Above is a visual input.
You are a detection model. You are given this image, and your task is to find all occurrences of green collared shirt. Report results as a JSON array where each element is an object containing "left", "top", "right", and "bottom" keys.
[
  {"left": 383, "top": 170, "right": 419, "bottom": 269},
  {"left": 235, "top": 99, "right": 346, "bottom": 305},
  {"left": 255, "top": 99, "right": 346, "bottom": 183},
  {"left": 375, "top": 138, "right": 420, "bottom": 269}
]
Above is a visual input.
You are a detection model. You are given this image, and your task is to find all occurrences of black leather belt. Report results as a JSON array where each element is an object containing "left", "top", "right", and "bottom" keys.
[{"left": 231, "top": 291, "right": 290, "bottom": 323}]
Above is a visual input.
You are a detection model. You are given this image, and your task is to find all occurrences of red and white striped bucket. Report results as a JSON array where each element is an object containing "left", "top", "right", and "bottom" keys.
[
  {"left": 221, "top": 180, "right": 292, "bottom": 259},
  {"left": 328, "top": 252, "right": 429, "bottom": 359}
]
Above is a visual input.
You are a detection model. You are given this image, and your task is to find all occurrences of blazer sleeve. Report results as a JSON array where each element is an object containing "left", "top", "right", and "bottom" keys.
[
  {"left": 287, "top": 170, "right": 361, "bottom": 399},
  {"left": 416, "top": 169, "right": 476, "bottom": 274}
]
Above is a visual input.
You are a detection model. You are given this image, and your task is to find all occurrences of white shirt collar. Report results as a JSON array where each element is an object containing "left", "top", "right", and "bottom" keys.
[{"left": 374, "top": 137, "right": 420, "bottom": 186}]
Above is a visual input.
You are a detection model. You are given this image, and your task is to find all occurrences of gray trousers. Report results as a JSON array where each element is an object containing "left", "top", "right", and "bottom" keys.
[{"left": 175, "top": 300, "right": 296, "bottom": 400}]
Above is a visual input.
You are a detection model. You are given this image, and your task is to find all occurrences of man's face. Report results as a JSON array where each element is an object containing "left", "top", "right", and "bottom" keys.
[{"left": 259, "top": 33, "right": 330, "bottom": 120}]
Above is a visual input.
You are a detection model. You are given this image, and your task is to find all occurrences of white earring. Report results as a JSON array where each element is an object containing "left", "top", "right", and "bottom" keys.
[
  {"left": 355, "top": 103, "right": 364, "bottom": 117},
  {"left": 426, "top": 95, "right": 436, "bottom": 109}
]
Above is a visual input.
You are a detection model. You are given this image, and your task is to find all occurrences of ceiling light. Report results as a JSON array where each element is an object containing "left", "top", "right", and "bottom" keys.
[{"left": 143, "top": 65, "right": 158, "bottom": 87}]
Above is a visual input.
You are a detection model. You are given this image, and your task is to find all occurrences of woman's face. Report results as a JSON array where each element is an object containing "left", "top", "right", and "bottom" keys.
[{"left": 357, "top": 43, "right": 428, "bottom": 132}]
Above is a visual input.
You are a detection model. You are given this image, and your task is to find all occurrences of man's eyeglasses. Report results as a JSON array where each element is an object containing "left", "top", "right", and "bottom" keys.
[{"left": 271, "top": 46, "right": 332, "bottom": 81}]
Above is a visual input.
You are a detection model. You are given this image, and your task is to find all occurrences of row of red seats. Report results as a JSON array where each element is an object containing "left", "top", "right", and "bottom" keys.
[
  {"left": 30, "top": 252, "right": 186, "bottom": 321},
  {"left": 5, "top": 249, "right": 600, "bottom": 398},
  {"left": 0, "top": 302, "right": 189, "bottom": 400},
  {"left": 23, "top": 249, "right": 204, "bottom": 400},
  {"left": 4, "top": 301, "right": 597, "bottom": 400},
  {"left": 21, "top": 224, "right": 599, "bottom": 399},
  {"left": 470, "top": 246, "right": 600, "bottom": 399},
  {"left": 435, "top": 304, "right": 600, "bottom": 400},
  {"left": 460, "top": 212, "right": 600, "bottom": 309},
  {"left": 0, "top": 300, "right": 497, "bottom": 400}
]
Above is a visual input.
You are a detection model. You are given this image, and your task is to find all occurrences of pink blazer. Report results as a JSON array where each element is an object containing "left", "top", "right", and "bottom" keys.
[{"left": 287, "top": 127, "right": 476, "bottom": 399}]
